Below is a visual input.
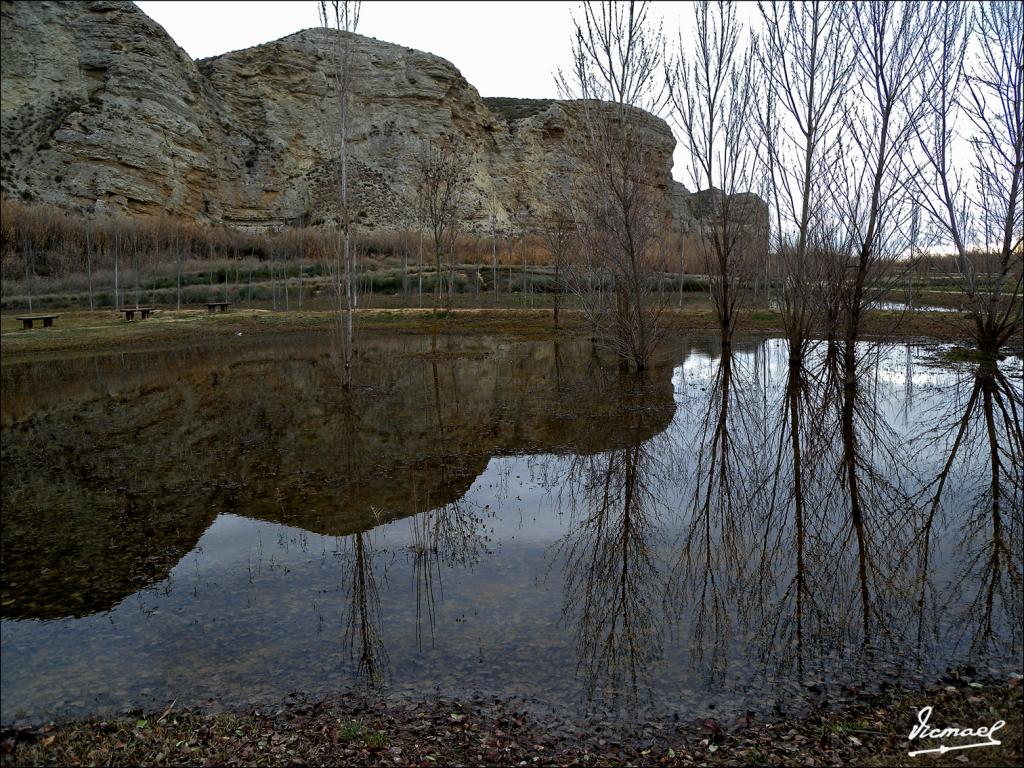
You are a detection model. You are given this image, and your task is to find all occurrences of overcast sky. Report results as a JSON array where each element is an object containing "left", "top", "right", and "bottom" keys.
[{"left": 138, "top": 1, "right": 589, "bottom": 98}]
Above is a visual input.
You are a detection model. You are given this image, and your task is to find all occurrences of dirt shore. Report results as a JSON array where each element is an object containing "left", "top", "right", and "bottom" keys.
[{"left": 2, "top": 676, "right": 1020, "bottom": 767}]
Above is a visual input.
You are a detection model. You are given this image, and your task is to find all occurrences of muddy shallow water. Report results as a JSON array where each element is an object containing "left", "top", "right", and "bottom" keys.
[{"left": 1, "top": 333, "right": 1021, "bottom": 724}]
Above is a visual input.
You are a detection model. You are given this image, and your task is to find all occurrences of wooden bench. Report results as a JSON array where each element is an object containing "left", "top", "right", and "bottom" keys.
[
  {"left": 119, "top": 307, "right": 156, "bottom": 321},
  {"left": 15, "top": 314, "right": 59, "bottom": 329},
  {"left": 205, "top": 301, "right": 231, "bottom": 313}
]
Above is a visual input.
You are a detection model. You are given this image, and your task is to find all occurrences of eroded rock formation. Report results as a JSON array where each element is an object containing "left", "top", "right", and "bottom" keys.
[{"left": 1, "top": 0, "right": 764, "bottom": 240}]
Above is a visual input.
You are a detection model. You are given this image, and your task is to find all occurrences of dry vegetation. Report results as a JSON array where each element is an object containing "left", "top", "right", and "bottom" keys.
[
  {"left": 2, "top": 677, "right": 1020, "bottom": 767},
  {"left": 0, "top": 197, "right": 605, "bottom": 310}
]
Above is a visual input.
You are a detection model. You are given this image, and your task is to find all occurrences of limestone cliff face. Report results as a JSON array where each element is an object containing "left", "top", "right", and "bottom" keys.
[
  {"left": 2, "top": 1, "right": 227, "bottom": 219},
  {"left": 1, "top": 0, "right": 755, "bottom": 237}
]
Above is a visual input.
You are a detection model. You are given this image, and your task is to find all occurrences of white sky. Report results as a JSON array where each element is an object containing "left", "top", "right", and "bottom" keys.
[{"left": 138, "top": 1, "right": 585, "bottom": 98}]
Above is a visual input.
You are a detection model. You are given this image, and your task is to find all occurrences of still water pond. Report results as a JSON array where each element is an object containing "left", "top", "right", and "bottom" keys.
[{"left": 1, "top": 333, "right": 1021, "bottom": 724}]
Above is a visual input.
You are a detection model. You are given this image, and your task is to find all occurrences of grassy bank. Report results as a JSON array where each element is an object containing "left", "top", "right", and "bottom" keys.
[
  {"left": 0, "top": 306, "right": 980, "bottom": 364},
  {"left": 2, "top": 677, "right": 1020, "bottom": 767}
]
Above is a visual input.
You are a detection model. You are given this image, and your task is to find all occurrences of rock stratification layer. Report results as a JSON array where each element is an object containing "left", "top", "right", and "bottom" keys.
[{"left": 2, "top": 0, "right": 762, "bottom": 238}]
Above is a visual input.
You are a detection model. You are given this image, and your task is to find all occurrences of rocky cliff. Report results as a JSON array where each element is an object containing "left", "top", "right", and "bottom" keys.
[{"left": 1, "top": 0, "right": 759, "bottom": 238}]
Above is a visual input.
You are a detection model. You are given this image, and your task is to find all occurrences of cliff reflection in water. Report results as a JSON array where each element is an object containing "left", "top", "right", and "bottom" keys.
[
  {"left": 0, "top": 335, "right": 675, "bottom": 620},
  {"left": 0, "top": 333, "right": 1020, "bottom": 723}
]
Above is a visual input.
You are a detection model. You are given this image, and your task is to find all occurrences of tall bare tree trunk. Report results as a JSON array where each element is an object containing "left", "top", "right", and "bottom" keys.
[
  {"left": 669, "top": 0, "right": 760, "bottom": 350},
  {"left": 132, "top": 236, "right": 141, "bottom": 307},
  {"left": 174, "top": 225, "right": 183, "bottom": 311},
  {"left": 678, "top": 238, "right": 685, "bottom": 307},
  {"left": 112, "top": 225, "right": 120, "bottom": 311},
  {"left": 22, "top": 239, "right": 34, "bottom": 312},
  {"left": 402, "top": 235, "right": 408, "bottom": 301},
  {"left": 561, "top": 0, "right": 672, "bottom": 371},
  {"left": 85, "top": 225, "right": 95, "bottom": 311},
  {"left": 491, "top": 205, "right": 498, "bottom": 306},
  {"left": 320, "top": 0, "right": 361, "bottom": 387}
]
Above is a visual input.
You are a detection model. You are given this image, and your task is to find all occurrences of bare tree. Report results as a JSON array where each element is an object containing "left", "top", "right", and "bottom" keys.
[
  {"left": 914, "top": 0, "right": 1023, "bottom": 356},
  {"left": 417, "top": 227, "right": 424, "bottom": 308},
  {"left": 907, "top": 1, "right": 1023, "bottom": 655},
  {"left": 167, "top": 217, "right": 190, "bottom": 311},
  {"left": 400, "top": 228, "right": 411, "bottom": 300},
  {"left": 84, "top": 218, "right": 95, "bottom": 311},
  {"left": 414, "top": 135, "right": 470, "bottom": 344},
  {"left": 16, "top": 218, "right": 35, "bottom": 312},
  {"left": 129, "top": 217, "right": 142, "bottom": 308},
  {"left": 756, "top": 0, "right": 853, "bottom": 347},
  {"left": 108, "top": 214, "right": 122, "bottom": 311},
  {"left": 831, "top": 1, "right": 938, "bottom": 345},
  {"left": 812, "top": 3, "right": 941, "bottom": 642},
  {"left": 488, "top": 195, "right": 500, "bottom": 306},
  {"left": 668, "top": 0, "right": 762, "bottom": 349},
  {"left": 319, "top": 0, "right": 361, "bottom": 386},
  {"left": 543, "top": 212, "right": 575, "bottom": 329},
  {"left": 559, "top": 0, "right": 671, "bottom": 371},
  {"left": 752, "top": 2, "right": 853, "bottom": 597}
]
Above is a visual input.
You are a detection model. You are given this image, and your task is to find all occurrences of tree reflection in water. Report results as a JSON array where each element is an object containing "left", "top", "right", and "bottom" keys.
[
  {"left": 340, "top": 530, "right": 388, "bottom": 688},
  {"left": 826, "top": 339, "right": 918, "bottom": 650},
  {"left": 331, "top": 391, "right": 390, "bottom": 689},
  {"left": 324, "top": 335, "right": 1021, "bottom": 708},
  {"left": 740, "top": 340, "right": 901, "bottom": 680},
  {"left": 656, "top": 337, "right": 1022, "bottom": 699},
  {"left": 407, "top": 497, "right": 485, "bottom": 650},
  {"left": 751, "top": 339, "right": 833, "bottom": 680},
  {"left": 669, "top": 341, "right": 775, "bottom": 681},
  {"left": 405, "top": 359, "right": 489, "bottom": 648},
  {"left": 911, "top": 353, "right": 1023, "bottom": 656},
  {"left": 543, "top": 376, "right": 674, "bottom": 708}
]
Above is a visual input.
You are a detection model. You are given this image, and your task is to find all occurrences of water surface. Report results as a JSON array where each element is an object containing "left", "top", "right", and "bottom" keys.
[{"left": 1, "top": 332, "right": 1021, "bottom": 724}]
